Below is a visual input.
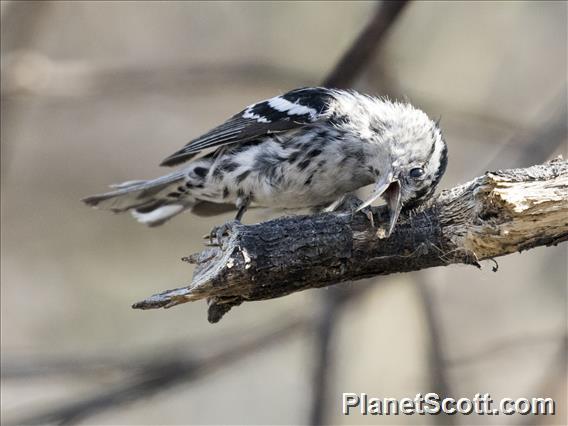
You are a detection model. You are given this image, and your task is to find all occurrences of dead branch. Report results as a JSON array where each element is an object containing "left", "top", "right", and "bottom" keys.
[
  {"left": 133, "top": 159, "right": 568, "bottom": 322},
  {"left": 322, "top": 0, "right": 409, "bottom": 88}
]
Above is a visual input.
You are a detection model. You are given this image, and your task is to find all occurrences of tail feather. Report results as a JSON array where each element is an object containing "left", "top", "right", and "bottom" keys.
[
  {"left": 82, "top": 171, "right": 195, "bottom": 226},
  {"left": 131, "top": 204, "right": 187, "bottom": 227},
  {"left": 108, "top": 180, "right": 147, "bottom": 189}
]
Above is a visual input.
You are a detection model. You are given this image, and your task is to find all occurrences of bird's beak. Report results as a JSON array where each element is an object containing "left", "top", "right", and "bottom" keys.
[{"left": 356, "top": 173, "right": 402, "bottom": 238}]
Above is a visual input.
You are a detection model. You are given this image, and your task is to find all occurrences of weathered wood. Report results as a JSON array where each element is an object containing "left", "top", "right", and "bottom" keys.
[{"left": 133, "top": 159, "right": 568, "bottom": 322}]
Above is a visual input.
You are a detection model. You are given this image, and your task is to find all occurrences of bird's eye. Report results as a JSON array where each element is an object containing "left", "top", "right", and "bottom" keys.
[{"left": 409, "top": 167, "right": 424, "bottom": 179}]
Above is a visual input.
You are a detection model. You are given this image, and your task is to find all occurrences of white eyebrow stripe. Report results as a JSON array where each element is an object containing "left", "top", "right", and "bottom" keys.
[{"left": 425, "top": 133, "right": 447, "bottom": 183}]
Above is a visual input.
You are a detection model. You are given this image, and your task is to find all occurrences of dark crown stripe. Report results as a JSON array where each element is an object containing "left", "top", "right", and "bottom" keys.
[{"left": 432, "top": 140, "right": 448, "bottom": 188}]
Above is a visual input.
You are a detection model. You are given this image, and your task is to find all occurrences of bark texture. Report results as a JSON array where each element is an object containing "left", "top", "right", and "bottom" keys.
[{"left": 133, "top": 159, "right": 568, "bottom": 323}]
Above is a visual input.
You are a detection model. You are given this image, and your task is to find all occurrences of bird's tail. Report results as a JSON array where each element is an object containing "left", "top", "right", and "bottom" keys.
[{"left": 82, "top": 171, "right": 194, "bottom": 226}]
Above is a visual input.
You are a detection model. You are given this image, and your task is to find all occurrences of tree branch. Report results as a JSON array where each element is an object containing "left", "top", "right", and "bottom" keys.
[
  {"left": 133, "top": 159, "right": 568, "bottom": 322},
  {"left": 322, "top": 0, "right": 409, "bottom": 88}
]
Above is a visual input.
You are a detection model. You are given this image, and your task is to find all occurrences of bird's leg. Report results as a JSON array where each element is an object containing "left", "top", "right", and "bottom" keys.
[
  {"left": 234, "top": 199, "right": 249, "bottom": 221},
  {"left": 322, "top": 195, "right": 346, "bottom": 213},
  {"left": 325, "top": 193, "right": 375, "bottom": 227},
  {"left": 324, "top": 193, "right": 362, "bottom": 212},
  {"left": 207, "top": 196, "right": 250, "bottom": 246}
]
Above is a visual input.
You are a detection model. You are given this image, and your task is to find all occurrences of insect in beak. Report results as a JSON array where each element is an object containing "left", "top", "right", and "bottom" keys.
[{"left": 356, "top": 173, "right": 402, "bottom": 238}]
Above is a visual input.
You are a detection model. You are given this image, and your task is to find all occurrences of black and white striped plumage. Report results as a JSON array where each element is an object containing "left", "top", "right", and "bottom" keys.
[{"left": 83, "top": 87, "right": 447, "bottom": 235}]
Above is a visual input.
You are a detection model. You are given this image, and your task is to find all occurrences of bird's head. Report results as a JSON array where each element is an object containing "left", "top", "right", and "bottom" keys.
[{"left": 354, "top": 100, "right": 448, "bottom": 237}]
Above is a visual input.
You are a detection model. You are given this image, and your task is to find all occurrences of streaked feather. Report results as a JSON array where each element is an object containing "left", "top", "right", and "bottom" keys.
[{"left": 160, "top": 87, "right": 337, "bottom": 167}]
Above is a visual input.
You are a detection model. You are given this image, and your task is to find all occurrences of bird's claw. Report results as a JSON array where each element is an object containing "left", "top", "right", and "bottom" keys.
[
  {"left": 363, "top": 208, "right": 375, "bottom": 228},
  {"left": 353, "top": 204, "right": 375, "bottom": 229},
  {"left": 205, "top": 219, "right": 241, "bottom": 247},
  {"left": 326, "top": 193, "right": 362, "bottom": 212},
  {"left": 329, "top": 194, "right": 375, "bottom": 227}
]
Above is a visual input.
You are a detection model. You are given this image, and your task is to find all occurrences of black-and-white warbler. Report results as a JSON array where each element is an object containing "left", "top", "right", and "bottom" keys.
[{"left": 83, "top": 87, "right": 447, "bottom": 237}]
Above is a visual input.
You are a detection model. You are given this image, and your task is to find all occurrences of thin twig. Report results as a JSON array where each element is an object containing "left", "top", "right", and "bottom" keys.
[
  {"left": 6, "top": 319, "right": 307, "bottom": 426},
  {"left": 323, "top": 1, "right": 409, "bottom": 88},
  {"left": 414, "top": 275, "right": 456, "bottom": 426},
  {"left": 309, "top": 285, "right": 359, "bottom": 426},
  {"left": 310, "top": 2, "right": 411, "bottom": 423},
  {"left": 309, "top": 291, "right": 340, "bottom": 426}
]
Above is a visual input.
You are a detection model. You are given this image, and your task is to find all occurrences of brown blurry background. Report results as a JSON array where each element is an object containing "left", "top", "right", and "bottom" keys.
[{"left": 1, "top": 1, "right": 566, "bottom": 425}]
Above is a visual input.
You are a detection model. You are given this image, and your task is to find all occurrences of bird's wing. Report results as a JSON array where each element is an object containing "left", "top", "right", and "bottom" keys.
[{"left": 160, "top": 87, "right": 337, "bottom": 167}]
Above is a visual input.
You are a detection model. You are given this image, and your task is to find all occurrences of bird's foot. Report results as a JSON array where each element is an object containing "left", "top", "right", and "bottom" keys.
[
  {"left": 325, "top": 193, "right": 363, "bottom": 212},
  {"left": 363, "top": 208, "right": 375, "bottom": 228},
  {"left": 205, "top": 219, "right": 242, "bottom": 247},
  {"left": 326, "top": 194, "right": 375, "bottom": 227}
]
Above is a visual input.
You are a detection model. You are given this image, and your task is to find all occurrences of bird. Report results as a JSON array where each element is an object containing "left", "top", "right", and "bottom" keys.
[{"left": 83, "top": 87, "right": 447, "bottom": 238}]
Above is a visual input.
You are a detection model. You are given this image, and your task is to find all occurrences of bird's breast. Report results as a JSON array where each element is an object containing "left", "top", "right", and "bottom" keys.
[{"left": 203, "top": 130, "right": 379, "bottom": 208}]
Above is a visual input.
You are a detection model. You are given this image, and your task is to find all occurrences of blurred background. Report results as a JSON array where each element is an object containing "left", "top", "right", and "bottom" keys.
[{"left": 1, "top": 1, "right": 566, "bottom": 425}]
